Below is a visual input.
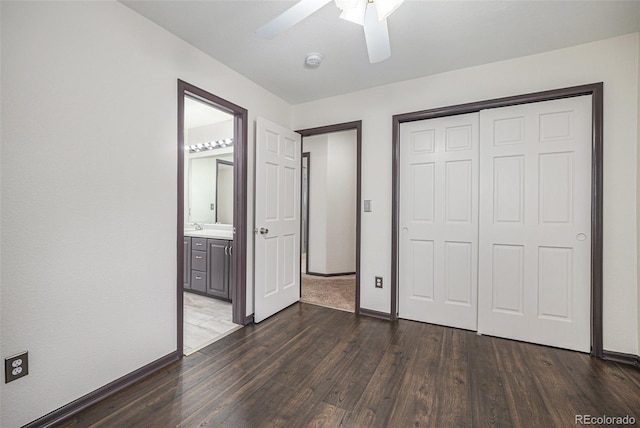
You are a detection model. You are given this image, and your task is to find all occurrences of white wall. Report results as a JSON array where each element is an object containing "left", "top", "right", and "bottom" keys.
[
  {"left": 0, "top": 2, "right": 291, "bottom": 427},
  {"left": 637, "top": 36, "right": 640, "bottom": 358},
  {"left": 187, "top": 119, "right": 233, "bottom": 146},
  {"left": 325, "top": 130, "right": 357, "bottom": 274},
  {"left": 0, "top": 0, "right": 4, "bottom": 415},
  {"left": 293, "top": 33, "right": 640, "bottom": 356},
  {"left": 304, "top": 134, "right": 329, "bottom": 273}
]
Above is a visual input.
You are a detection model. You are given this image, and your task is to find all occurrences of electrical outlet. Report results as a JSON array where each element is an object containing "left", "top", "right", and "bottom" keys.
[
  {"left": 5, "top": 352, "right": 28, "bottom": 383},
  {"left": 375, "top": 276, "right": 383, "bottom": 288}
]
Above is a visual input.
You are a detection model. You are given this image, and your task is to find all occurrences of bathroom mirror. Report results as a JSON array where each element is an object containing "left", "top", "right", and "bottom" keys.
[
  {"left": 184, "top": 95, "right": 234, "bottom": 225},
  {"left": 215, "top": 160, "right": 234, "bottom": 224}
]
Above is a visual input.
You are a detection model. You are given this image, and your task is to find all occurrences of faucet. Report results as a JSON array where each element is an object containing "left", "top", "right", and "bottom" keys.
[{"left": 193, "top": 222, "right": 204, "bottom": 231}]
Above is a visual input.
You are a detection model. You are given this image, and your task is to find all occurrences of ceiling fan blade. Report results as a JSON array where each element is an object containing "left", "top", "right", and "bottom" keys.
[
  {"left": 256, "top": 0, "right": 332, "bottom": 39},
  {"left": 363, "top": 2, "right": 391, "bottom": 63}
]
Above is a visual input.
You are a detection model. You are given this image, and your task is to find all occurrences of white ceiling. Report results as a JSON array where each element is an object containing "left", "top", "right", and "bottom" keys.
[
  {"left": 122, "top": 1, "right": 640, "bottom": 105},
  {"left": 184, "top": 96, "right": 233, "bottom": 129}
]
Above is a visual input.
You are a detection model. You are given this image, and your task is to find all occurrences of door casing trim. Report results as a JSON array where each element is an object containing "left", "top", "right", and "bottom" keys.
[
  {"left": 391, "top": 83, "right": 604, "bottom": 357},
  {"left": 178, "top": 80, "right": 249, "bottom": 357}
]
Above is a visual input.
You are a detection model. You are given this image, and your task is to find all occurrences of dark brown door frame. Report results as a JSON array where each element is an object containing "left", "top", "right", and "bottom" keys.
[
  {"left": 301, "top": 152, "right": 311, "bottom": 273},
  {"left": 296, "top": 121, "right": 362, "bottom": 314},
  {"left": 391, "top": 83, "right": 604, "bottom": 358},
  {"left": 178, "top": 80, "right": 249, "bottom": 356}
]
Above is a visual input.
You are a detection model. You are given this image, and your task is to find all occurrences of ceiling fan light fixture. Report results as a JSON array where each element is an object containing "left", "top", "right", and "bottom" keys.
[{"left": 256, "top": 0, "right": 399, "bottom": 65}]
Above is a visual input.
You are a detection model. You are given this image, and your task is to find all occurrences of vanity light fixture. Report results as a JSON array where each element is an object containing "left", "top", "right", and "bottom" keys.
[{"left": 185, "top": 138, "right": 234, "bottom": 153}]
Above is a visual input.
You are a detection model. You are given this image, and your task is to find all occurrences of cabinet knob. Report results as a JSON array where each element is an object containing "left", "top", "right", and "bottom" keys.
[{"left": 195, "top": 256, "right": 203, "bottom": 259}]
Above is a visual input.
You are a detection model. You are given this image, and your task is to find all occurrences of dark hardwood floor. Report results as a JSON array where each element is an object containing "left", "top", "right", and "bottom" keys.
[{"left": 58, "top": 303, "right": 640, "bottom": 427}]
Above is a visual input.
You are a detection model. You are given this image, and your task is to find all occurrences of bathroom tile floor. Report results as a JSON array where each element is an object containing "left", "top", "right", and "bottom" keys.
[{"left": 183, "top": 292, "right": 242, "bottom": 355}]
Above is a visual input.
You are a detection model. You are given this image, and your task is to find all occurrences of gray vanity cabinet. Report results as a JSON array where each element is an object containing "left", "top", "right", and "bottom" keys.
[
  {"left": 206, "top": 239, "right": 232, "bottom": 301},
  {"left": 183, "top": 237, "right": 191, "bottom": 289},
  {"left": 184, "top": 236, "right": 232, "bottom": 301}
]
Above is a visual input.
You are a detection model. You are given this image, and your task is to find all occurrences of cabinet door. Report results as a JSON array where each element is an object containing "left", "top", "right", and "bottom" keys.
[
  {"left": 227, "top": 241, "right": 233, "bottom": 301},
  {"left": 183, "top": 237, "right": 191, "bottom": 289},
  {"left": 207, "top": 239, "right": 230, "bottom": 300}
]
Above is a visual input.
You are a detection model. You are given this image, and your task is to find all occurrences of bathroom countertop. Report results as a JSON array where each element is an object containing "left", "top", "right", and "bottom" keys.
[{"left": 184, "top": 229, "right": 233, "bottom": 240}]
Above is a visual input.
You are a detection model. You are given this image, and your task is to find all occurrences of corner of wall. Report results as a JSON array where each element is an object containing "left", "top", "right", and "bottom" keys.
[{"left": 636, "top": 32, "right": 640, "bottom": 357}]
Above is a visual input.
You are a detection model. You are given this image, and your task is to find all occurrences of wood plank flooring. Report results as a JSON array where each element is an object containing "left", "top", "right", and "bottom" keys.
[{"left": 57, "top": 303, "right": 640, "bottom": 427}]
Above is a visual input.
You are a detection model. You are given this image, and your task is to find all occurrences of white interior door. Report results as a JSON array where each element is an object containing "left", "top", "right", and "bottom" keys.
[
  {"left": 478, "top": 96, "right": 592, "bottom": 352},
  {"left": 254, "top": 117, "right": 301, "bottom": 323},
  {"left": 398, "top": 113, "right": 479, "bottom": 330}
]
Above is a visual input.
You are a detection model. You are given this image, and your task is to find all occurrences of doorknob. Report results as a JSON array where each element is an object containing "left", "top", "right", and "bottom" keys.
[{"left": 259, "top": 227, "right": 269, "bottom": 235}]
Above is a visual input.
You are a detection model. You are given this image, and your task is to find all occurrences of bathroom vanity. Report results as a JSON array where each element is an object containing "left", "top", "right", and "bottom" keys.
[{"left": 183, "top": 227, "right": 233, "bottom": 302}]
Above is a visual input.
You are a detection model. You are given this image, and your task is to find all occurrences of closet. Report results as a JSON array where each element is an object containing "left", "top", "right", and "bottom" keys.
[{"left": 398, "top": 95, "right": 592, "bottom": 352}]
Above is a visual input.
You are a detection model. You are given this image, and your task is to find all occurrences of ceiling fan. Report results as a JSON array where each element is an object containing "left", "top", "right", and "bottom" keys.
[{"left": 256, "top": 0, "right": 405, "bottom": 63}]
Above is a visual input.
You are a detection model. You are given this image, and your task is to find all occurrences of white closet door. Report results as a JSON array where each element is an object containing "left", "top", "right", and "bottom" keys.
[
  {"left": 478, "top": 96, "right": 592, "bottom": 352},
  {"left": 399, "top": 113, "right": 479, "bottom": 330}
]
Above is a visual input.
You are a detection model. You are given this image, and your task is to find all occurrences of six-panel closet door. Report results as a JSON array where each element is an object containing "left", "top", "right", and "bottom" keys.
[
  {"left": 477, "top": 96, "right": 592, "bottom": 352},
  {"left": 398, "top": 113, "right": 479, "bottom": 331},
  {"left": 398, "top": 96, "right": 592, "bottom": 352}
]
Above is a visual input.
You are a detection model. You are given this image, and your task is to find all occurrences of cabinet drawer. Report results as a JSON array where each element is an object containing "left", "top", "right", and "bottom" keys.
[
  {"left": 191, "top": 237, "right": 207, "bottom": 250},
  {"left": 191, "top": 250, "right": 207, "bottom": 272},
  {"left": 190, "top": 271, "right": 207, "bottom": 293}
]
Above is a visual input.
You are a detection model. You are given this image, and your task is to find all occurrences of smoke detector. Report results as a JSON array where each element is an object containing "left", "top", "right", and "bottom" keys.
[{"left": 305, "top": 52, "right": 323, "bottom": 68}]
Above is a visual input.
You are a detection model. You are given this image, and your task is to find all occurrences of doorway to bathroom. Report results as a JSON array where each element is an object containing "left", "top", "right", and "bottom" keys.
[
  {"left": 177, "top": 80, "right": 248, "bottom": 356},
  {"left": 298, "top": 122, "right": 362, "bottom": 314}
]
